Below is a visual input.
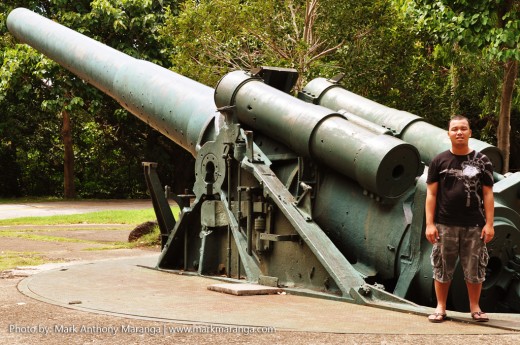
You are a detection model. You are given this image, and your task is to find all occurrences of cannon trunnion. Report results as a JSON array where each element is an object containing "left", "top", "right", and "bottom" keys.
[{"left": 8, "top": 7, "right": 520, "bottom": 313}]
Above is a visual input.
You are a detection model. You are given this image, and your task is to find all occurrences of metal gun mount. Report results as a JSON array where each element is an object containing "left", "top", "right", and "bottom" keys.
[{"left": 8, "top": 7, "right": 520, "bottom": 313}]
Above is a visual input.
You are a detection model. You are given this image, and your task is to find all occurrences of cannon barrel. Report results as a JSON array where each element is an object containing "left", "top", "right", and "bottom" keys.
[
  {"left": 6, "top": 7, "right": 216, "bottom": 156},
  {"left": 301, "top": 78, "right": 504, "bottom": 172},
  {"left": 8, "top": 7, "right": 422, "bottom": 199},
  {"left": 215, "top": 71, "right": 422, "bottom": 198}
]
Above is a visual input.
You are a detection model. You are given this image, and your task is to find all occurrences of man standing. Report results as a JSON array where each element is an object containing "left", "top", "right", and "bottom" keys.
[{"left": 425, "top": 115, "right": 495, "bottom": 323}]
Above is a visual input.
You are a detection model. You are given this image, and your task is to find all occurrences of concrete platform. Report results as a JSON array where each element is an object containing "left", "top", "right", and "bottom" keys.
[
  {"left": 207, "top": 283, "right": 284, "bottom": 296},
  {"left": 17, "top": 254, "right": 520, "bottom": 335}
]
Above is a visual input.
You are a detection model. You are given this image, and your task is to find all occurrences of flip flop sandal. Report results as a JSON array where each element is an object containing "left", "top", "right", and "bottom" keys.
[
  {"left": 471, "top": 311, "right": 489, "bottom": 322},
  {"left": 428, "top": 312, "right": 447, "bottom": 323}
]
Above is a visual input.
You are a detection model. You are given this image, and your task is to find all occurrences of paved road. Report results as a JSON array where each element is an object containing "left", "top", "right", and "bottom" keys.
[{"left": 0, "top": 200, "right": 153, "bottom": 220}]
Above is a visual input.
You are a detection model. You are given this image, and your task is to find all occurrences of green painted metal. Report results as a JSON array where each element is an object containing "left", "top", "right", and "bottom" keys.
[
  {"left": 302, "top": 77, "right": 520, "bottom": 312},
  {"left": 8, "top": 8, "right": 520, "bottom": 314},
  {"left": 301, "top": 77, "right": 504, "bottom": 172},
  {"left": 142, "top": 162, "right": 176, "bottom": 247},
  {"left": 7, "top": 7, "right": 216, "bottom": 156},
  {"left": 215, "top": 70, "right": 422, "bottom": 199}
]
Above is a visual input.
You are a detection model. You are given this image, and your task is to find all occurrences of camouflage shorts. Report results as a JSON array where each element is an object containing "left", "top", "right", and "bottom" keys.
[{"left": 430, "top": 223, "right": 489, "bottom": 284}]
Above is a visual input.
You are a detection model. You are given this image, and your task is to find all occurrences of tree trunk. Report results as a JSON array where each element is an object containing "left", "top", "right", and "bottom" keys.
[
  {"left": 497, "top": 59, "right": 518, "bottom": 173},
  {"left": 449, "top": 62, "right": 459, "bottom": 116},
  {"left": 496, "top": 0, "right": 517, "bottom": 173},
  {"left": 450, "top": 43, "right": 460, "bottom": 117},
  {"left": 61, "top": 109, "right": 76, "bottom": 198}
]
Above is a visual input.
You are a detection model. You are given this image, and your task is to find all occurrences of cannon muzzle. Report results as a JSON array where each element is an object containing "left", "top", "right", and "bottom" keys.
[{"left": 215, "top": 71, "right": 422, "bottom": 198}]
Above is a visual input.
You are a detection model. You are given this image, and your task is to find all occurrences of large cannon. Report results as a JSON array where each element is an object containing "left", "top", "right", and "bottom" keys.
[{"left": 7, "top": 8, "right": 520, "bottom": 313}]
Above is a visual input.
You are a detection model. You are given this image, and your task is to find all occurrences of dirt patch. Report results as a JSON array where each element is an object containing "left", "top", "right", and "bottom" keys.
[{"left": 0, "top": 224, "right": 160, "bottom": 273}]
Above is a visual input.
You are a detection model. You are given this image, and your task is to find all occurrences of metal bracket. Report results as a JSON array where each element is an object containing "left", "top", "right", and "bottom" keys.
[
  {"left": 244, "top": 130, "right": 263, "bottom": 163},
  {"left": 216, "top": 105, "right": 236, "bottom": 125},
  {"left": 294, "top": 182, "right": 313, "bottom": 221},
  {"left": 259, "top": 233, "right": 300, "bottom": 242},
  {"left": 328, "top": 73, "right": 345, "bottom": 84}
]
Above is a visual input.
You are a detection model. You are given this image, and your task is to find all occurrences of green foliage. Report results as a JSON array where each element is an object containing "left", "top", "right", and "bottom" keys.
[
  {"left": 160, "top": 0, "right": 347, "bottom": 89},
  {"left": 408, "top": 0, "right": 520, "bottom": 62},
  {"left": 407, "top": 0, "right": 520, "bottom": 171},
  {"left": 0, "top": 40, "right": 62, "bottom": 196},
  {"left": 160, "top": 0, "right": 265, "bottom": 85},
  {"left": 0, "top": 0, "right": 186, "bottom": 198},
  {"left": 318, "top": 2, "right": 419, "bottom": 103}
]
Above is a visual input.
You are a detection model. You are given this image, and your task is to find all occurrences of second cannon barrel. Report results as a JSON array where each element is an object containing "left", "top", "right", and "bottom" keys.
[
  {"left": 301, "top": 77, "right": 504, "bottom": 172},
  {"left": 215, "top": 71, "right": 423, "bottom": 198}
]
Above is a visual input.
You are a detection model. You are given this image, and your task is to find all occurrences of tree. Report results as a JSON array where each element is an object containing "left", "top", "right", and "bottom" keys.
[
  {"left": 408, "top": 0, "right": 520, "bottom": 173},
  {"left": 160, "top": 0, "right": 343, "bottom": 91},
  {"left": 161, "top": 0, "right": 435, "bottom": 117},
  {"left": 1, "top": 0, "right": 186, "bottom": 198}
]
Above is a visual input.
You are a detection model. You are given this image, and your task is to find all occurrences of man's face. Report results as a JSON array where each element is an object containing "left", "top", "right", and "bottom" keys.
[{"left": 448, "top": 119, "right": 471, "bottom": 146}]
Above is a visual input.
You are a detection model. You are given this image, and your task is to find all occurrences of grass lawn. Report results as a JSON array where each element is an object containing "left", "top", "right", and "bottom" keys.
[
  {"left": 0, "top": 206, "right": 180, "bottom": 272},
  {"left": 0, "top": 208, "right": 161, "bottom": 226}
]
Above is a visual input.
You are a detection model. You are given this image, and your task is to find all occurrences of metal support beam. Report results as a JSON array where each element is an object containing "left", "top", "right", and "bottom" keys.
[{"left": 142, "top": 162, "right": 176, "bottom": 248}]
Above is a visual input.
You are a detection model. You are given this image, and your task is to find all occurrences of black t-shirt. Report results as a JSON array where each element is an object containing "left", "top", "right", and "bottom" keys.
[{"left": 426, "top": 150, "right": 494, "bottom": 227}]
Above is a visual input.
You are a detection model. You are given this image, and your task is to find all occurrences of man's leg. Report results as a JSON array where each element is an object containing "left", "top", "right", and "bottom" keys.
[
  {"left": 460, "top": 226, "right": 489, "bottom": 321},
  {"left": 428, "top": 279, "right": 450, "bottom": 321},
  {"left": 428, "top": 224, "right": 458, "bottom": 322},
  {"left": 467, "top": 282, "right": 488, "bottom": 320},
  {"left": 467, "top": 281, "right": 482, "bottom": 312},
  {"left": 434, "top": 279, "right": 450, "bottom": 311}
]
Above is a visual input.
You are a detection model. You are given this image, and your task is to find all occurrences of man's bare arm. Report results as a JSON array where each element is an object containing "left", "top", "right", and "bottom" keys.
[
  {"left": 425, "top": 182, "right": 439, "bottom": 244},
  {"left": 481, "top": 185, "right": 494, "bottom": 243}
]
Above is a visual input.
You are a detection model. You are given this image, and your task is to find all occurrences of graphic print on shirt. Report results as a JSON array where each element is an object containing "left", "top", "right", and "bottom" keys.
[{"left": 439, "top": 152, "right": 493, "bottom": 218}]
